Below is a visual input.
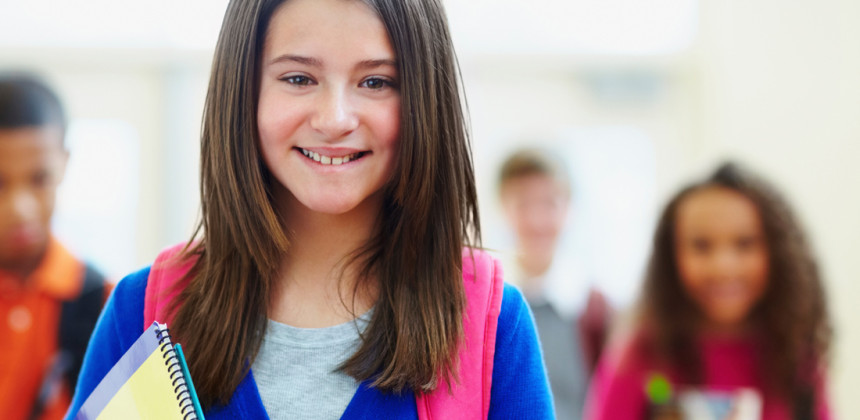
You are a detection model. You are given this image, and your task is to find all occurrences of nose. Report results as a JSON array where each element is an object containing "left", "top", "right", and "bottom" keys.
[
  {"left": 711, "top": 246, "right": 740, "bottom": 279},
  {"left": 310, "top": 86, "right": 359, "bottom": 140},
  {"left": 4, "top": 187, "right": 40, "bottom": 224},
  {"left": 523, "top": 206, "right": 549, "bottom": 235}
]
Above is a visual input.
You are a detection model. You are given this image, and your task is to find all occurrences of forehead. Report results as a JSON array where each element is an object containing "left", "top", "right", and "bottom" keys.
[
  {"left": 0, "top": 127, "right": 64, "bottom": 172},
  {"left": 501, "top": 173, "right": 569, "bottom": 199},
  {"left": 263, "top": 0, "right": 394, "bottom": 62},
  {"left": 675, "top": 187, "right": 762, "bottom": 234}
]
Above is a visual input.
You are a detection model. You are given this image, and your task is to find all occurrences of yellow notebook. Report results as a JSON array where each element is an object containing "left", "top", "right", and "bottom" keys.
[{"left": 75, "top": 322, "right": 204, "bottom": 420}]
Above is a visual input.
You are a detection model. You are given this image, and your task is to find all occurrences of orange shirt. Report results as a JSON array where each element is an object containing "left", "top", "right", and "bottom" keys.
[{"left": 0, "top": 239, "right": 93, "bottom": 420}]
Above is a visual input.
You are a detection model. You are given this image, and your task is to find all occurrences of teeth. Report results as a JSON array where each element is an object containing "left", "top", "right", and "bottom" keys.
[{"left": 299, "top": 148, "right": 362, "bottom": 166}]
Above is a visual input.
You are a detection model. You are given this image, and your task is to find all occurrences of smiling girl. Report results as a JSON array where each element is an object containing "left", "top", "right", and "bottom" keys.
[
  {"left": 66, "top": 0, "right": 553, "bottom": 419},
  {"left": 585, "top": 163, "right": 832, "bottom": 420}
]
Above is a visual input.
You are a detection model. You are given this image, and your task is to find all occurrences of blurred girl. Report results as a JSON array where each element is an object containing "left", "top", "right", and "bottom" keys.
[
  {"left": 586, "top": 163, "right": 832, "bottom": 420},
  {"left": 67, "top": 0, "right": 552, "bottom": 419}
]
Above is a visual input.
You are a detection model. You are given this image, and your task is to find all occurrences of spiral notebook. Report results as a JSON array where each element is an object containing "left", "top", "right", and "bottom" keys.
[{"left": 75, "top": 322, "right": 205, "bottom": 420}]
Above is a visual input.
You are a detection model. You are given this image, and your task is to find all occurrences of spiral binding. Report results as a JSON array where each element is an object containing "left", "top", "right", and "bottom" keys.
[{"left": 155, "top": 324, "right": 199, "bottom": 420}]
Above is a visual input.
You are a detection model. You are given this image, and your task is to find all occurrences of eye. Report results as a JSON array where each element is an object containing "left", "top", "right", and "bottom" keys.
[
  {"left": 360, "top": 77, "right": 397, "bottom": 90},
  {"left": 736, "top": 236, "right": 759, "bottom": 251},
  {"left": 31, "top": 171, "right": 50, "bottom": 188},
  {"left": 281, "top": 75, "right": 315, "bottom": 87},
  {"left": 691, "top": 238, "right": 711, "bottom": 254}
]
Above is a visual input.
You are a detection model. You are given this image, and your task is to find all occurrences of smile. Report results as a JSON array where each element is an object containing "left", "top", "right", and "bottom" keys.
[{"left": 296, "top": 148, "right": 368, "bottom": 166}]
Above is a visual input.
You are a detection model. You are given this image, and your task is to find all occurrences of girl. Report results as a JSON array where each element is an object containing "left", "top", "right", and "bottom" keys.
[
  {"left": 585, "top": 163, "right": 832, "bottom": 420},
  {"left": 66, "top": 0, "right": 553, "bottom": 419}
]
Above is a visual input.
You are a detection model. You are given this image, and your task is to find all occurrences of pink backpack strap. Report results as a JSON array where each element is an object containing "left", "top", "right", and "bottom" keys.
[
  {"left": 143, "top": 242, "right": 198, "bottom": 329},
  {"left": 416, "top": 248, "right": 505, "bottom": 420}
]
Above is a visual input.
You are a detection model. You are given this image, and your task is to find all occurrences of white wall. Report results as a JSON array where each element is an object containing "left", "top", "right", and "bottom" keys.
[
  {"left": 1, "top": 0, "right": 858, "bottom": 416},
  {"left": 1, "top": 49, "right": 210, "bottom": 277},
  {"left": 694, "top": 0, "right": 860, "bottom": 415}
]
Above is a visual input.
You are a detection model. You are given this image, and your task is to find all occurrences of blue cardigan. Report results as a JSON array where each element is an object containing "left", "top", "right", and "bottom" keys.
[{"left": 66, "top": 267, "right": 554, "bottom": 419}]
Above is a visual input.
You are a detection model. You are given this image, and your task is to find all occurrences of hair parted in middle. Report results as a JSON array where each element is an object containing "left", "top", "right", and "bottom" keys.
[{"left": 167, "top": 0, "right": 480, "bottom": 407}]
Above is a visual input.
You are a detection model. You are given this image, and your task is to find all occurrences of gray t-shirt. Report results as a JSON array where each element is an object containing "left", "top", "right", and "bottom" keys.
[
  {"left": 251, "top": 312, "right": 371, "bottom": 419},
  {"left": 528, "top": 299, "right": 588, "bottom": 420}
]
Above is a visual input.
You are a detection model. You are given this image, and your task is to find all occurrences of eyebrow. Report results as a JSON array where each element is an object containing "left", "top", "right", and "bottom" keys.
[
  {"left": 356, "top": 59, "right": 397, "bottom": 70},
  {"left": 267, "top": 55, "right": 396, "bottom": 70},
  {"left": 268, "top": 54, "right": 322, "bottom": 67}
]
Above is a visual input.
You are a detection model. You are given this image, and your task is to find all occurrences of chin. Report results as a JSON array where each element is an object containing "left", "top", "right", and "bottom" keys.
[
  {"left": 0, "top": 247, "right": 46, "bottom": 271},
  {"left": 708, "top": 309, "right": 754, "bottom": 328},
  {"left": 300, "top": 195, "right": 365, "bottom": 216}
]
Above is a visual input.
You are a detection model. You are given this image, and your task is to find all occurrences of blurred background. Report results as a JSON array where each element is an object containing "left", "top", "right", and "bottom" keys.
[{"left": 1, "top": 0, "right": 857, "bottom": 416}]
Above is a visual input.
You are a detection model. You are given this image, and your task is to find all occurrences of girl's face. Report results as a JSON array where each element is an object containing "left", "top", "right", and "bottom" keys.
[
  {"left": 674, "top": 187, "right": 770, "bottom": 331},
  {"left": 258, "top": 0, "right": 400, "bottom": 216}
]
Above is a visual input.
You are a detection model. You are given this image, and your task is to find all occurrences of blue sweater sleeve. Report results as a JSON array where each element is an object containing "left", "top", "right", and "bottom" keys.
[
  {"left": 64, "top": 267, "right": 149, "bottom": 420},
  {"left": 489, "top": 283, "right": 555, "bottom": 419},
  {"left": 64, "top": 272, "right": 553, "bottom": 419}
]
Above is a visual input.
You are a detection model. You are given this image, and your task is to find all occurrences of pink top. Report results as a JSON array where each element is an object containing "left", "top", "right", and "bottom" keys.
[{"left": 584, "top": 333, "right": 831, "bottom": 420}]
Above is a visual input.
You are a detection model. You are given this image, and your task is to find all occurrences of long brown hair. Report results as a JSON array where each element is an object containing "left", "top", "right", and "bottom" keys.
[
  {"left": 169, "top": 0, "right": 479, "bottom": 407},
  {"left": 639, "top": 162, "right": 831, "bottom": 399}
]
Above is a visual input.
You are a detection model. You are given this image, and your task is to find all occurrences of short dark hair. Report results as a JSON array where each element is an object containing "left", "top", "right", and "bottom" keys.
[
  {"left": 0, "top": 73, "right": 67, "bottom": 141},
  {"left": 498, "top": 147, "right": 571, "bottom": 195}
]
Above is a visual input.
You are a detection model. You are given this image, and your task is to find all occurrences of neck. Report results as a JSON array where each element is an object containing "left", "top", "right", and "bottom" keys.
[
  {"left": 697, "top": 318, "right": 755, "bottom": 339},
  {"left": 515, "top": 252, "right": 554, "bottom": 297},
  {"left": 270, "top": 190, "right": 381, "bottom": 328},
  {"left": 517, "top": 251, "right": 553, "bottom": 279},
  {"left": 0, "top": 252, "right": 46, "bottom": 286}
]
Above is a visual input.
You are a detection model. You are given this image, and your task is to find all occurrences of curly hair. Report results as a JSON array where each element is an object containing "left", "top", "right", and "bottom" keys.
[{"left": 639, "top": 162, "right": 832, "bottom": 400}]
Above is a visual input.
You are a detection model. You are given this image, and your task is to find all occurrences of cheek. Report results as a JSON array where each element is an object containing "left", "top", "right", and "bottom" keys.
[
  {"left": 257, "top": 133, "right": 279, "bottom": 169},
  {"left": 517, "top": 206, "right": 544, "bottom": 234},
  {"left": 257, "top": 108, "right": 280, "bottom": 161},
  {"left": 744, "top": 249, "right": 770, "bottom": 292},
  {"left": 676, "top": 249, "right": 703, "bottom": 286},
  {"left": 0, "top": 196, "right": 10, "bottom": 227},
  {"left": 257, "top": 92, "right": 303, "bottom": 152},
  {"left": 547, "top": 204, "right": 569, "bottom": 232},
  {"left": 258, "top": 119, "right": 300, "bottom": 177},
  {"left": 36, "top": 191, "right": 56, "bottom": 227},
  {"left": 369, "top": 100, "right": 401, "bottom": 176},
  {"left": 676, "top": 249, "right": 712, "bottom": 301},
  {"left": 534, "top": 208, "right": 563, "bottom": 235},
  {"left": 376, "top": 103, "right": 400, "bottom": 149},
  {"left": 501, "top": 200, "right": 526, "bottom": 233}
]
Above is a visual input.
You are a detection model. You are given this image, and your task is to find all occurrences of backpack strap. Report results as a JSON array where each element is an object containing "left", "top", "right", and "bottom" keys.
[
  {"left": 416, "top": 248, "right": 505, "bottom": 420},
  {"left": 144, "top": 244, "right": 505, "bottom": 419},
  {"left": 144, "top": 243, "right": 198, "bottom": 329},
  {"left": 56, "top": 264, "right": 105, "bottom": 399},
  {"left": 33, "top": 263, "right": 102, "bottom": 420},
  {"left": 577, "top": 288, "right": 612, "bottom": 374}
]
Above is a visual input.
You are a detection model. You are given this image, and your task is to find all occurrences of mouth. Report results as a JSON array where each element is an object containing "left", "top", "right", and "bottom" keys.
[
  {"left": 295, "top": 147, "right": 370, "bottom": 166},
  {"left": 6, "top": 225, "right": 43, "bottom": 248},
  {"left": 705, "top": 282, "right": 749, "bottom": 301}
]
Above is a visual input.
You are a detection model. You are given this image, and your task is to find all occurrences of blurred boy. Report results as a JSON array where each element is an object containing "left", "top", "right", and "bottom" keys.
[
  {"left": 498, "top": 148, "right": 611, "bottom": 420},
  {"left": 0, "top": 74, "right": 108, "bottom": 420}
]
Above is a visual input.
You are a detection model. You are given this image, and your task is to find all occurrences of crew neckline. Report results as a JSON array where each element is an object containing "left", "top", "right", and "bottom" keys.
[{"left": 264, "top": 308, "right": 374, "bottom": 348}]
